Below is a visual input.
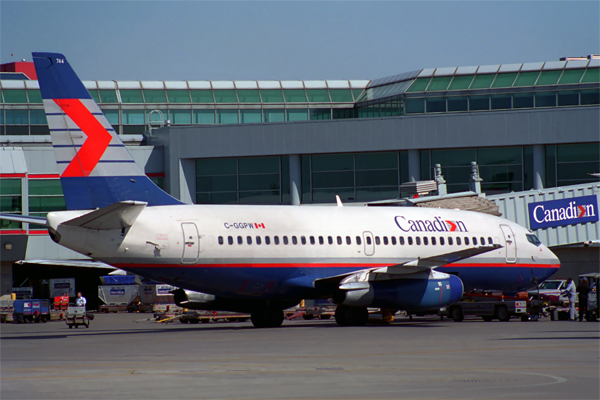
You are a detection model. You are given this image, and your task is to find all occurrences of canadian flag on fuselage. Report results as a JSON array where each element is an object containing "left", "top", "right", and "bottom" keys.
[{"left": 32, "top": 52, "right": 181, "bottom": 210}]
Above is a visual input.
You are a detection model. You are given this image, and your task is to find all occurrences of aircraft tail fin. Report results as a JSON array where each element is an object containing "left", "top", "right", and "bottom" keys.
[{"left": 32, "top": 52, "right": 182, "bottom": 210}]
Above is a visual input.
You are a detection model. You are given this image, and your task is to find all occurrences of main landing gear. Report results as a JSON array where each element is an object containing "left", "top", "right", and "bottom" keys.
[
  {"left": 250, "top": 306, "right": 285, "bottom": 328},
  {"left": 334, "top": 305, "right": 369, "bottom": 326}
]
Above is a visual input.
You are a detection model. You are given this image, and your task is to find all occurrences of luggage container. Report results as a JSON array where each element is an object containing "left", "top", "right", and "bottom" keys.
[
  {"left": 98, "top": 285, "right": 139, "bottom": 312},
  {"left": 13, "top": 299, "right": 50, "bottom": 323}
]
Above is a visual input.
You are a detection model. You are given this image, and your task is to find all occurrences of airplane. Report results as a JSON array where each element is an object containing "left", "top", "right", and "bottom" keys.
[{"left": 0, "top": 52, "right": 561, "bottom": 328}]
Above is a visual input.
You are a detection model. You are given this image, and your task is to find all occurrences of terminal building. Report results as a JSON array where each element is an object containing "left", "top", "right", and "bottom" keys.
[{"left": 0, "top": 55, "right": 598, "bottom": 305}]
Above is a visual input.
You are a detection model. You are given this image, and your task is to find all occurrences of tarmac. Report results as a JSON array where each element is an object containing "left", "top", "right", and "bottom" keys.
[{"left": 1, "top": 313, "right": 599, "bottom": 400}]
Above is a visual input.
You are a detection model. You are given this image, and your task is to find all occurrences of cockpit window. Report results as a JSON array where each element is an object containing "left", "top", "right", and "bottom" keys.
[{"left": 526, "top": 234, "right": 542, "bottom": 246}]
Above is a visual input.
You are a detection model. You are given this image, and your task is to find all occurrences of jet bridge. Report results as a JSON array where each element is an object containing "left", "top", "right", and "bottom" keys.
[{"left": 488, "top": 182, "right": 599, "bottom": 248}]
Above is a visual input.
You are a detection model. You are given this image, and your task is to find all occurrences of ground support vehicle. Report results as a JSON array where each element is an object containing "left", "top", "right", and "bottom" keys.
[
  {"left": 579, "top": 272, "right": 599, "bottom": 321},
  {"left": 65, "top": 306, "right": 89, "bottom": 328},
  {"left": 178, "top": 310, "right": 249, "bottom": 324},
  {"left": 444, "top": 293, "right": 528, "bottom": 322},
  {"left": 290, "top": 300, "right": 336, "bottom": 320},
  {"left": 13, "top": 299, "right": 50, "bottom": 323},
  {"left": 0, "top": 298, "right": 14, "bottom": 323}
]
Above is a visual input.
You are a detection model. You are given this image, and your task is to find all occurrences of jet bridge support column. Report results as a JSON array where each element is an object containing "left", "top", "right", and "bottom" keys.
[
  {"left": 289, "top": 154, "right": 301, "bottom": 205},
  {"left": 408, "top": 150, "right": 420, "bottom": 182},
  {"left": 533, "top": 144, "right": 545, "bottom": 190}
]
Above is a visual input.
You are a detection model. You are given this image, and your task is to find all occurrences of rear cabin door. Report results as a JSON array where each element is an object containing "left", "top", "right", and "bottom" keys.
[
  {"left": 181, "top": 223, "right": 200, "bottom": 264},
  {"left": 500, "top": 224, "right": 517, "bottom": 264},
  {"left": 363, "top": 231, "right": 375, "bottom": 256}
]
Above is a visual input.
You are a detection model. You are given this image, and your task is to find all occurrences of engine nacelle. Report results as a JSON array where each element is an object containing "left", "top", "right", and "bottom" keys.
[
  {"left": 340, "top": 273, "right": 464, "bottom": 311},
  {"left": 173, "top": 288, "right": 216, "bottom": 309}
]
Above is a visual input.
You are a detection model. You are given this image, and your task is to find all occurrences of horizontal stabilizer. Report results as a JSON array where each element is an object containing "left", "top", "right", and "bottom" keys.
[
  {"left": 61, "top": 201, "right": 147, "bottom": 230},
  {"left": 0, "top": 214, "right": 47, "bottom": 226}
]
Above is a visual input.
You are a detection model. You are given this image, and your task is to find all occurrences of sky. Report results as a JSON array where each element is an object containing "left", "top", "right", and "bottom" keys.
[{"left": 1, "top": 1, "right": 599, "bottom": 82}]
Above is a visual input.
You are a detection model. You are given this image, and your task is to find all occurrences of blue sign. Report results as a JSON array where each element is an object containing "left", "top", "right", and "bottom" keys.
[{"left": 529, "top": 195, "right": 599, "bottom": 229}]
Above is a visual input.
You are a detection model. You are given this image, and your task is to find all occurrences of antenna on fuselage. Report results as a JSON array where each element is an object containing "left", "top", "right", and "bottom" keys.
[{"left": 336, "top": 195, "right": 344, "bottom": 207}]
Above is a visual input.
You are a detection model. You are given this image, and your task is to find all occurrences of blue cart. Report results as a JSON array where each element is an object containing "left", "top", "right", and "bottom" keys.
[{"left": 13, "top": 299, "right": 50, "bottom": 323}]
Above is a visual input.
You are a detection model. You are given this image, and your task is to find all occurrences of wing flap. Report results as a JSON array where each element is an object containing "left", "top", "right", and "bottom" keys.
[{"left": 60, "top": 201, "right": 147, "bottom": 229}]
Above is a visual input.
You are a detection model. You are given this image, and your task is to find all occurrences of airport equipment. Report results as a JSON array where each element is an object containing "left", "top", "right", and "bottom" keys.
[
  {"left": 13, "top": 299, "right": 50, "bottom": 323},
  {"left": 98, "top": 285, "right": 139, "bottom": 313},
  {"left": 444, "top": 293, "right": 528, "bottom": 322},
  {"left": 580, "top": 272, "right": 599, "bottom": 321},
  {"left": 65, "top": 306, "right": 89, "bottom": 328}
]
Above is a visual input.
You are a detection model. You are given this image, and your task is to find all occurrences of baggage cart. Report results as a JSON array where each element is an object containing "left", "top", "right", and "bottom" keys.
[{"left": 65, "top": 306, "right": 89, "bottom": 328}]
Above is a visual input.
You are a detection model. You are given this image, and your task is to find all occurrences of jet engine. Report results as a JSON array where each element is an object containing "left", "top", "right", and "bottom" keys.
[{"left": 338, "top": 272, "right": 464, "bottom": 311}]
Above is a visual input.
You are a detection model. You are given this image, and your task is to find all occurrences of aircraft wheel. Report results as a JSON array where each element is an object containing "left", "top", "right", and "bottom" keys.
[
  {"left": 482, "top": 315, "right": 493, "bottom": 322},
  {"left": 335, "top": 305, "right": 368, "bottom": 326},
  {"left": 496, "top": 305, "right": 510, "bottom": 321},
  {"left": 450, "top": 306, "right": 464, "bottom": 322},
  {"left": 302, "top": 314, "right": 314, "bottom": 320},
  {"left": 251, "top": 307, "right": 284, "bottom": 328}
]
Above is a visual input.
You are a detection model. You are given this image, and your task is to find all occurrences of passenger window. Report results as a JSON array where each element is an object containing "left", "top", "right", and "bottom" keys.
[
  {"left": 337, "top": 236, "right": 342, "bottom": 245},
  {"left": 283, "top": 236, "right": 289, "bottom": 245},
  {"left": 256, "top": 236, "right": 262, "bottom": 245},
  {"left": 448, "top": 237, "right": 453, "bottom": 245},
  {"left": 456, "top": 237, "right": 461, "bottom": 245},
  {"left": 431, "top": 237, "right": 436, "bottom": 245},
  {"left": 383, "top": 236, "right": 389, "bottom": 245},
  {"left": 247, "top": 236, "right": 252, "bottom": 245},
  {"left": 292, "top": 236, "right": 298, "bottom": 245},
  {"left": 301, "top": 236, "right": 306, "bottom": 245},
  {"left": 366, "top": 236, "right": 372, "bottom": 245},
  {"left": 346, "top": 236, "right": 351, "bottom": 245},
  {"left": 488, "top": 237, "right": 493, "bottom": 245},
  {"left": 391, "top": 236, "right": 397, "bottom": 245},
  {"left": 416, "top": 236, "right": 421, "bottom": 245},
  {"left": 328, "top": 236, "right": 333, "bottom": 245},
  {"left": 423, "top": 237, "right": 428, "bottom": 245},
  {"left": 274, "top": 236, "right": 280, "bottom": 245},
  {"left": 375, "top": 236, "right": 381, "bottom": 245},
  {"left": 356, "top": 236, "right": 362, "bottom": 245},
  {"left": 464, "top": 237, "right": 469, "bottom": 245},
  {"left": 408, "top": 237, "right": 413, "bottom": 245},
  {"left": 218, "top": 236, "right": 224, "bottom": 245},
  {"left": 319, "top": 236, "right": 324, "bottom": 245},
  {"left": 228, "top": 236, "right": 234, "bottom": 245},
  {"left": 472, "top": 237, "right": 477, "bottom": 245},
  {"left": 237, "top": 236, "right": 243, "bottom": 245},
  {"left": 439, "top": 237, "right": 444, "bottom": 245},
  {"left": 481, "top": 237, "right": 485, "bottom": 245},
  {"left": 265, "top": 236, "right": 271, "bottom": 245},
  {"left": 310, "top": 236, "right": 315, "bottom": 245},
  {"left": 400, "top": 236, "right": 405, "bottom": 245}
]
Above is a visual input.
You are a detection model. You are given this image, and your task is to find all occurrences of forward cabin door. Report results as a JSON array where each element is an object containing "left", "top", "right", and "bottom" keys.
[
  {"left": 181, "top": 223, "right": 200, "bottom": 264},
  {"left": 363, "top": 231, "right": 375, "bottom": 256},
  {"left": 500, "top": 224, "right": 516, "bottom": 264}
]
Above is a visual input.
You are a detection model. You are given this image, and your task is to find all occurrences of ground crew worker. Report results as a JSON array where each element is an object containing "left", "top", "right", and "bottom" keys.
[
  {"left": 577, "top": 278, "right": 591, "bottom": 321},
  {"left": 562, "top": 278, "right": 577, "bottom": 321},
  {"left": 76, "top": 292, "right": 87, "bottom": 309}
]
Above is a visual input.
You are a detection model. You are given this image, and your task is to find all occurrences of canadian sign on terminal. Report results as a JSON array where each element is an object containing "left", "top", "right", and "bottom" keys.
[{"left": 528, "top": 195, "right": 598, "bottom": 230}]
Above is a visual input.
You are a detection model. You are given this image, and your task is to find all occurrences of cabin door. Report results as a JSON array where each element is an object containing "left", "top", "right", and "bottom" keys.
[
  {"left": 500, "top": 224, "right": 517, "bottom": 264},
  {"left": 363, "top": 231, "right": 375, "bottom": 256},
  {"left": 181, "top": 223, "right": 200, "bottom": 264}
]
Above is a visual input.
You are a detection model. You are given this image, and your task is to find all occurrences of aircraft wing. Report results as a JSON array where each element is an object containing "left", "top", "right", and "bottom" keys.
[
  {"left": 0, "top": 214, "right": 48, "bottom": 226},
  {"left": 313, "top": 244, "right": 501, "bottom": 290}
]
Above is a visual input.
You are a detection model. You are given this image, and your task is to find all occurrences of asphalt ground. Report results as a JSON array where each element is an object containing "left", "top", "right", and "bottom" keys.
[{"left": 1, "top": 313, "right": 598, "bottom": 400}]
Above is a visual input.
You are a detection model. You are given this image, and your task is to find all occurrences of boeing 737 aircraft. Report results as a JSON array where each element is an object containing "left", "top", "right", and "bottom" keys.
[{"left": 0, "top": 52, "right": 560, "bottom": 327}]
